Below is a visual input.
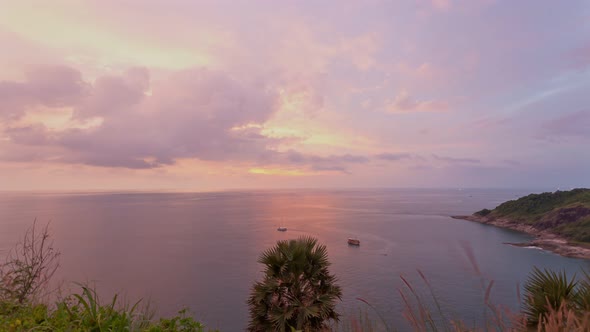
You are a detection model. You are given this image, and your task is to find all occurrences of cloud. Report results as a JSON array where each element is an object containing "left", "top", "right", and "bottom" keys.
[
  {"left": 374, "top": 152, "right": 413, "bottom": 161},
  {"left": 387, "top": 90, "right": 450, "bottom": 113},
  {"left": 537, "top": 110, "right": 590, "bottom": 140},
  {"left": 502, "top": 159, "right": 520, "bottom": 166},
  {"left": 1, "top": 66, "right": 281, "bottom": 168},
  {"left": 61, "top": 69, "right": 281, "bottom": 168},
  {"left": 431, "top": 0, "right": 452, "bottom": 11},
  {"left": 327, "top": 154, "right": 370, "bottom": 163},
  {"left": 310, "top": 164, "right": 350, "bottom": 173},
  {"left": 4, "top": 125, "right": 53, "bottom": 145},
  {"left": 74, "top": 67, "right": 150, "bottom": 119},
  {"left": 432, "top": 154, "right": 480, "bottom": 164},
  {"left": 0, "top": 66, "right": 382, "bottom": 173},
  {"left": 571, "top": 42, "right": 590, "bottom": 69},
  {"left": 0, "top": 65, "right": 88, "bottom": 119},
  {"left": 277, "top": 150, "right": 369, "bottom": 173},
  {"left": 270, "top": 151, "right": 418, "bottom": 173}
]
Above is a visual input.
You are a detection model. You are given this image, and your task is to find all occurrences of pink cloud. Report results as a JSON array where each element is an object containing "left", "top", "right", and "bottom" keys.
[
  {"left": 75, "top": 67, "right": 150, "bottom": 118},
  {"left": 0, "top": 0, "right": 588, "bottom": 189},
  {"left": 0, "top": 65, "right": 439, "bottom": 174},
  {"left": 571, "top": 41, "right": 590, "bottom": 69},
  {"left": 0, "top": 65, "right": 88, "bottom": 119},
  {"left": 388, "top": 61, "right": 453, "bottom": 92},
  {"left": 1, "top": 66, "right": 279, "bottom": 168},
  {"left": 432, "top": 154, "right": 480, "bottom": 164},
  {"left": 537, "top": 110, "right": 590, "bottom": 140},
  {"left": 0, "top": 66, "right": 387, "bottom": 172},
  {"left": 387, "top": 89, "right": 450, "bottom": 113},
  {"left": 431, "top": 0, "right": 452, "bottom": 11}
]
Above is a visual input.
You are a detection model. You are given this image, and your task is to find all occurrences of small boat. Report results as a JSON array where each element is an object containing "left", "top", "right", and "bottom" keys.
[
  {"left": 347, "top": 238, "right": 360, "bottom": 246},
  {"left": 277, "top": 227, "right": 287, "bottom": 232}
]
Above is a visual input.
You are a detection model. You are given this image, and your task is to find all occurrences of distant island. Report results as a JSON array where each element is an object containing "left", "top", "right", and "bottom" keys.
[{"left": 452, "top": 188, "right": 590, "bottom": 259}]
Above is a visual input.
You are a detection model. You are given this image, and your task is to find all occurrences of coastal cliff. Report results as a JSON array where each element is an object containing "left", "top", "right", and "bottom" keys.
[{"left": 452, "top": 188, "right": 590, "bottom": 259}]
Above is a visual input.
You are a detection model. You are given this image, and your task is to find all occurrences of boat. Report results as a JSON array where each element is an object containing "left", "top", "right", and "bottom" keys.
[
  {"left": 347, "top": 238, "right": 360, "bottom": 246},
  {"left": 277, "top": 227, "right": 287, "bottom": 232}
]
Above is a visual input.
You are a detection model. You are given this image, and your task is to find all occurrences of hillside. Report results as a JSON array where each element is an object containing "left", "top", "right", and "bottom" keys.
[
  {"left": 452, "top": 188, "right": 590, "bottom": 259},
  {"left": 475, "top": 188, "right": 590, "bottom": 243}
]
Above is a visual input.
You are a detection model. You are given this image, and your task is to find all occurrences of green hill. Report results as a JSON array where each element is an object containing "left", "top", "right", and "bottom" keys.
[{"left": 475, "top": 188, "right": 590, "bottom": 243}]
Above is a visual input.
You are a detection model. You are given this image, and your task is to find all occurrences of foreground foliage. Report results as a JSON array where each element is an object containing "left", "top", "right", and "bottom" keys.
[
  {"left": 0, "top": 286, "right": 213, "bottom": 331},
  {"left": 0, "top": 223, "right": 215, "bottom": 332},
  {"left": 0, "top": 221, "right": 60, "bottom": 305},
  {"left": 247, "top": 236, "right": 342, "bottom": 332},
  {"left": 522, "top": 267, "right": 590, "bottom": 327}
]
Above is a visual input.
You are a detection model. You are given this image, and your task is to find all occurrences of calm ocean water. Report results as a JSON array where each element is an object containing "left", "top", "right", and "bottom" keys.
[{"left": 0, "top": 189, "right": 588, "bottom": 330}]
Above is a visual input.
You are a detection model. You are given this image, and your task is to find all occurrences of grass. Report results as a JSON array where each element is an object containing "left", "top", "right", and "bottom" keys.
[{"left": 0, "top": 285, "right": 217, "bottom": 331}]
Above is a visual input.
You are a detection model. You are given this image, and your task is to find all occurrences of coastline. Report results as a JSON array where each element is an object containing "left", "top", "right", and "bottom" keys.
[{"left": 451, "top": 215, "right": 590, "bottom": 260}]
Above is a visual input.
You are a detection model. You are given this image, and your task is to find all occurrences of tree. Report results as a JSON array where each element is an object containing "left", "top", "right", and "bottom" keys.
[
  {"left": 247, "top": 237, "right": 342, "bottom": 332},
  {"left": 522, "top": 267, "right": 578, "bottom": 326}
]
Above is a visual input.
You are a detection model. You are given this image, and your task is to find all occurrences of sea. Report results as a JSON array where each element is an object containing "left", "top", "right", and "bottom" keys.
[{"left": 0, "top": 188, "right": 588, "bottom": 331}]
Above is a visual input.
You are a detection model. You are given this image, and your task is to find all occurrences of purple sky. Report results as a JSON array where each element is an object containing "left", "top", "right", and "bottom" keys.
[{"left": 0, "top": 0, "right": 588, "bottom": 190}]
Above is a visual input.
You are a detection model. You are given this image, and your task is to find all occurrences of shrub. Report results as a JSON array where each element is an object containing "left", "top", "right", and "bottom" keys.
[
  {"left": 0, "top": 285, "right": 213, "bottom": 331},
  {"left": 0, "top": 221, "right": 60, "bottom": 305},
  {"left": 475, "top": 209, "right": 492, "bottom": 217}
]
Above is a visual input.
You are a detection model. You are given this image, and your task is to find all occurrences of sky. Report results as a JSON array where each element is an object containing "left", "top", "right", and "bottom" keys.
[{"left": 0, "top": 0, "right": 589, "bottom": 191}]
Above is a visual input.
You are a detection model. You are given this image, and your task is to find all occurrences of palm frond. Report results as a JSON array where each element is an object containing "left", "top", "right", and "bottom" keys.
[
  {"left": 247, "top": 237, "right": 342, "bottom": 332},
  {"left": 522, "top": 266, "right": 579, "bottom": 326}
]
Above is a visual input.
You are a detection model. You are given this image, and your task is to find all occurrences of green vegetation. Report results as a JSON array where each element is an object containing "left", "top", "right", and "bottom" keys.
[
  {"left": 475, "top": 188, "right": 590, "bottom": 242},
  {"left": 247, "top": 237, "right": 342, "bottom": 332},
  {"left": 522, "top": 267, "right": 590, "bottom": 326},
  {"left": 0, "top": 288, "right": 210, "bottom": 331},
  {"left": 474, "top": 208, "right": 492, "bottom": 217},
  {"left": 477, "top": 188, "right": 590, "bottom": 221},
  {"left": 0, "top": 223, "right": 216, "bottom": 332},
  {"left": 555, "top": 216, "right": 590, "bottom": 243}
]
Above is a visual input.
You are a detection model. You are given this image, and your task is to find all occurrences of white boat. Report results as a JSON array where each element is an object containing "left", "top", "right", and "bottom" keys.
[
  {"left": 277, "top": 227, "right": 287, "bottom": 232},
  {"left": 347, "top": 238, "right": 360, "bottom": 246}
]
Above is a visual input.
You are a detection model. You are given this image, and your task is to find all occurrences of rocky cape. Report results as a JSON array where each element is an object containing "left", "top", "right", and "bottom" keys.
[{"left": 451, "top": 213, "right": 590, "bottom": 259}]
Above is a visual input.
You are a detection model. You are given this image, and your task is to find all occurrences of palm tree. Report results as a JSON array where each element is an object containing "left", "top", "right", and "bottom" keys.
[
  {"left": 247, "top": 237, "right": 342, "bottom": 332},
  {"left": 522, "top": 267, "right": 579, "bottom": 326}
]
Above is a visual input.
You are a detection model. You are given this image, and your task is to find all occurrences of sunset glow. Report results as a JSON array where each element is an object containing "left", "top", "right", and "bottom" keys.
[{"left": 0, "top": 0, "right": 589, "bottom": 191}]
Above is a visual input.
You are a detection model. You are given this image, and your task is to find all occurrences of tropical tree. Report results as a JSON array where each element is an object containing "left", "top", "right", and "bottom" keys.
[
  {"left": 247, "top": 237, "right": 342, "bottom": 332},
  {"left": 522, "top": 267, "right": 578, "bottom": 326}
]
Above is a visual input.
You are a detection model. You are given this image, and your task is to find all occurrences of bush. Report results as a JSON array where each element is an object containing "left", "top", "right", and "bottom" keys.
[
  {"left": 0, "top": 285, "right": 213, "bottom": 331},
  {"left": 475, "top": 209, "right": 492, "bottom": 217}
]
